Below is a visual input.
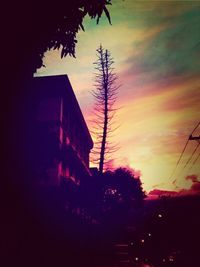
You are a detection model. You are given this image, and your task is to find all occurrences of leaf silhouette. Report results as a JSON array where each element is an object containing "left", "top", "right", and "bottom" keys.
[
  {"left": 103, "top": 6, "right": 112, "bottom": 25},
  {"left": 80, "top": 22, "right": 85, "bottom": 31}
]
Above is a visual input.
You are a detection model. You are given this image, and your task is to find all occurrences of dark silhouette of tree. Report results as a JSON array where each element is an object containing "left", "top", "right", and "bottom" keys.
[
  {"left": 3, "top": 1, "right": 113, "bottom": 78},
  {"left": 91, "top": 45, "right": 120, "bottom": 173},
  {"left": 89, "top": 167, "right": 146, "bottom": 224},
  {"left": 102, "top": 167, "right": 146, "bottom": 205}
]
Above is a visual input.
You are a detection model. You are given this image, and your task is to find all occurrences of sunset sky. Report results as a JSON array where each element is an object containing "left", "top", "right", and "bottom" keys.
[{"left": 36, "top": 0, "right": 200, "bottom": 193}]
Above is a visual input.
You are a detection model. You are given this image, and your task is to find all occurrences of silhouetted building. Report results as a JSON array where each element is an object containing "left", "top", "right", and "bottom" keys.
[{"left": 26, "top": 75, "right": 93, "bottom": 188}]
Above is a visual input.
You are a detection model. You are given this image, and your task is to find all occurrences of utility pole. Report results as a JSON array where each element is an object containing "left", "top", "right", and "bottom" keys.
[{"left": 189, "top": 135, "right": 200, "bottom": 143}]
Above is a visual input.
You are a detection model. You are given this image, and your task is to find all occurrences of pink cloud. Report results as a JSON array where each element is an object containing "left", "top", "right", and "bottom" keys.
[
  {"left": 177, "top": 175, "right": 200, "bottom": 195},
  {"left": 148, "top": 189, "right": 178, "bottom": 198},
  {"left": 147, "top": 174, "right": 200, "bottom": 198},
  {"left": 186, "top": 174, "right": 198, "bottom": 183}
]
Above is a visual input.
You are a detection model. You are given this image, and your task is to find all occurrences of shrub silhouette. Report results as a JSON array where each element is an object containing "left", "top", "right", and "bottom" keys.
[{"left": 89, "top": 167, "right": 146, "bottom": 224}]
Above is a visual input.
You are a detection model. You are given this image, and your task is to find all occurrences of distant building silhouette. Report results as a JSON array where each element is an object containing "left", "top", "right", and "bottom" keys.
[{"left": 26, "top": 75, "right": 93, "bottom": 187}]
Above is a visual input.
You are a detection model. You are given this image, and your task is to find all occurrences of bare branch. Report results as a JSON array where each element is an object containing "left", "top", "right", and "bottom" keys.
[{"left": 90, "top": 45, "right": 121, "bottom": 172}]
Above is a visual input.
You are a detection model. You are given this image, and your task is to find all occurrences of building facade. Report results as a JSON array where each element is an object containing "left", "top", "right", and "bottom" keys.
[{"left": 28, "top": 75, "right": 93, "bottom": 188}]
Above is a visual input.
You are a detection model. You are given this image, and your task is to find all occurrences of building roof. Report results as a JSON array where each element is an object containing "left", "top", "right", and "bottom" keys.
[{"left": 32, "top": 74, "right": 93, "bottom": 149}]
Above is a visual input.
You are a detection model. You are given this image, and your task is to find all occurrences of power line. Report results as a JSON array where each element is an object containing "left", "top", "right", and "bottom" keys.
[
  {"left": 187, "top": 149, "right": 200, "bottom": 173},
  {"left": 192, "top": 121, "right": 200, "bottom": 134},
  {"left": 170, "top": 138, "right": 190, "bottom": 182},
  {"left": 178, "top": 143, "right": 200, "bottom": 177},
  {"left": 170, "top": 121, "right": 200, "bottom": 183}
]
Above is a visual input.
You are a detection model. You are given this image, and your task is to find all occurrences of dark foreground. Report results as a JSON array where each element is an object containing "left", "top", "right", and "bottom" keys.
[{"left": 2, "top": 188, "right": 200, "bottom": 267}]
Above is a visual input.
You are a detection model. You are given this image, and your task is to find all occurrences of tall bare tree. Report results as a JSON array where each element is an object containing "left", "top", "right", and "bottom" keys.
[{"left": 91, "top": 45, "right": 120, "bottom": 173}]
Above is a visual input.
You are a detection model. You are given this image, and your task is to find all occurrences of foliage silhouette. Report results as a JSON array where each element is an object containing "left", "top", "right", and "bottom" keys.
[
  {"left": 4, "top": 0, "right": 113, "bottom": 77},
  {"left": 102, "top": 168, "right": 146, "bottom": 206},
  {"left": 89, "top": 167, "right": 146, "bottom": 224}
]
